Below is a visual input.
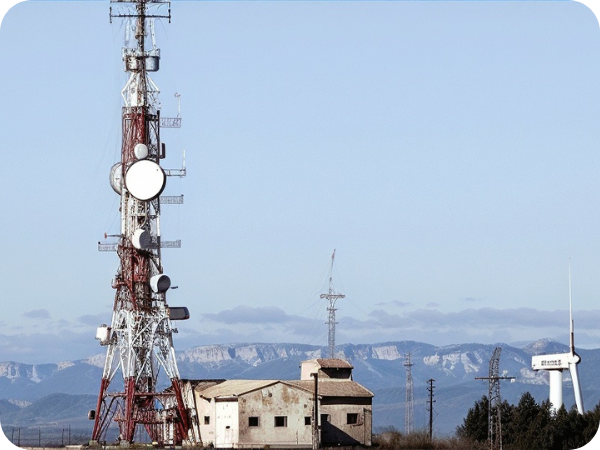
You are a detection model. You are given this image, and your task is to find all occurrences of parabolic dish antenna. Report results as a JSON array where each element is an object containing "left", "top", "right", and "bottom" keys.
[
  {"left": 134, "top": 143, "right": 149, "bottom": 159},
  {"left": 109, "top": 163, "right": 123, "bottom": 194},
  {"left": 125, "top": 160, "right": 166, "bottom": 201},
  {"left": 132, "top": 228, "right": 151, "bottom": 250},
  {"left": 150, "top": 274, "right": 171, "bottom": 293}
]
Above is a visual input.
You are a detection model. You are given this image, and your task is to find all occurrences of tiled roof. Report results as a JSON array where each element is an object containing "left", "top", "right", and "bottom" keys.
[
  {"left": 193, "top": 378, "right": 373, "bottom": 399},
  {"left": 284, "top": 380, "right": 373, "bottom": 398},
  {"left": 164, "top": 379, "right": 225, "bottom": 393},
  {"left": 315, "top": 358, "right": 354, "bottom": 369},
  {"left": 195, "top": 379, "right": 279, "bottom": 399}
]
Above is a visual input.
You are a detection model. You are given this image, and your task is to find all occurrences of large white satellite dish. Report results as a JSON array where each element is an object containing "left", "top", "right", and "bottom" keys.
[{"left": 125, "top": 160, "right": 166, "bottom": 201}]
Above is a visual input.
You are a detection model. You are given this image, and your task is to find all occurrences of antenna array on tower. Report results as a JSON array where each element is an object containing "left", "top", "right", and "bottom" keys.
[{"left": 89, "top": 1, "right": 195, "bottom": 446}]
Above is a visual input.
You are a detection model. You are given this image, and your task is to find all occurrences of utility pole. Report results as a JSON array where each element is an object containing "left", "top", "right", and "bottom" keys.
[
  {"left": 426, "top": 379, "right": 435, "bottom": 441},
  {"left": 311, "top": 372, "right": 319, "bottom": 450}
]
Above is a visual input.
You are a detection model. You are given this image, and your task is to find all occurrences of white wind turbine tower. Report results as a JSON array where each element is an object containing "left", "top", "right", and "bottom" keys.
[{"left": 531, "top": 261, "right": 584, "bottom": 414}]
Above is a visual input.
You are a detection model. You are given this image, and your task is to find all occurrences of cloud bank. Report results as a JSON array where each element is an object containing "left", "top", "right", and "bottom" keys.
[{"left": 2, "top": 305, "right": 598, "bottom": 364}]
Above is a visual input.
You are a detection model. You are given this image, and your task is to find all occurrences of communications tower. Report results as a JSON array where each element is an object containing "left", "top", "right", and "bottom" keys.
[
  {"left": 403, "top": 352, "right": 414, "bottom": 434},
  {"left": 475, "top": 347, "right": 515, "bottom": 450},
  {"left": 90, "top": 0, "right": 192, "bottom": 446},
  {"left": 320, "top": 250, "right": 345, "bottom": 358}
]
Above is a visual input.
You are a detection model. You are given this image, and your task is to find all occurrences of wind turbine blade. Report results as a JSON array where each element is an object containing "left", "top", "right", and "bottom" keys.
[{"left": 569, "top": 363, "right": 584, "bottom": 414}]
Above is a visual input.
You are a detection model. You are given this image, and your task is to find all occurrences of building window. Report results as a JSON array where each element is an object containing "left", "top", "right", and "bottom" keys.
[
  {"left": 274, "top": 416, "right": 287, "bottom": 427},
  {"left": 249, "top": 416, "right": 260, "bottom": 427},
  {"left": 204, "top": 416, "right": 210, "bottom": 425},
  {"left": 320, "top": 414, "right": 329, "bottom": 424},
  {"left": 347, "top": 413, "right": 358, "bottom": 425},
  {"left": 304, "top": 416, "right": 311, "bottom": 426}
]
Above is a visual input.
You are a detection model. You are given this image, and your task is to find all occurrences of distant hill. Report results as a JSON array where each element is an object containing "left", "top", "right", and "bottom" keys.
[
  {"left": 1, "top": 340, "right": 599, "bottom": 437},
  {"left": 0, "top": 400, "right": 20, "bottom": 416}
]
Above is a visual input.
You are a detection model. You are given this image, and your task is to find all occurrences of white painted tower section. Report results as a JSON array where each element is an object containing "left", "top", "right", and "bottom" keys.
[{"left": 548, "top": 370, "right": 563, "bottom": 413}]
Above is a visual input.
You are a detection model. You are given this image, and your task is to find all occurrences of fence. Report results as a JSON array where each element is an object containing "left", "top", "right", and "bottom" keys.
[{"left": 4, "top": 425, "right": 89, "bottom": 447}]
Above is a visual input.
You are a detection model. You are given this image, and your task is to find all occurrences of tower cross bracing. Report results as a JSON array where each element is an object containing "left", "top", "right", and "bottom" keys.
[{"left": 90, "top": 1, "right": 194, "bottom": 446}]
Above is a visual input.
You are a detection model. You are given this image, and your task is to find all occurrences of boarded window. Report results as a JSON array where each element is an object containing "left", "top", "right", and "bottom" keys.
[
  {"left": 347, "top": 413, "right": 358, "bottom": 425},
  {"left": 249, "top": 416, "right": 260, "bottom": 427},
  {"left": 274, "top": 416, "right": 287, "bottom": 427},
  {"left": 304, "top": 416, "right": 311, "bottom": 426},
  {"left": 204, "top": 416, "right": 210, "bottom": 425}
]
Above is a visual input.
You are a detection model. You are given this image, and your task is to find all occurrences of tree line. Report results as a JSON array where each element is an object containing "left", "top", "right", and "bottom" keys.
[{"left": 457, "top": 392, "right": 600, "bottom": 450}]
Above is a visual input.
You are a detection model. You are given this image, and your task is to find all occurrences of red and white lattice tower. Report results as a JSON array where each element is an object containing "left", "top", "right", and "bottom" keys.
[{"left": 90, "top": 0, "right": 192, "bottom": 446}]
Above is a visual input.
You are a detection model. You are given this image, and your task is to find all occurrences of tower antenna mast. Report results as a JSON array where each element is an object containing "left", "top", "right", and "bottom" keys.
[
  {"left": 90, "top": 0, "right": 193, "bottom": 446},
  {"left": 404, "top": 352, "right": 414, "bottom": 434},
  {"left": 320, "top": 250, "right": 345, "bottom": 358},
  {"left": 475, "top": 347, "right": 515, "bottom": 450}
]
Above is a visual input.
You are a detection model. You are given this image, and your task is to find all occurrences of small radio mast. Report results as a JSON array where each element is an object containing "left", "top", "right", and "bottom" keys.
[
  {"left": 404, "top": 352, "right": 415, "bottom": 434},
  {"left": 320, "top": 250, "right": 345, "bottom": 359}
]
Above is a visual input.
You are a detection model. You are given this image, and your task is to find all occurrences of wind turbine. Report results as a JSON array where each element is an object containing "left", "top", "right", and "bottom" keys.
[{"left": 531, "top": 261, "right": 584, "bottom": 414}]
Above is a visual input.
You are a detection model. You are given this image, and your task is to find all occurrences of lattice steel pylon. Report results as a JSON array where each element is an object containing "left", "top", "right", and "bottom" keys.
[
  {"left": 320, "top": 250, "right": 345, "bottom": 359},
  {"left": 404, "top": 352, "right": 414, "bottom": 434},
  {"left": 475, "top": 347, "right": 515, "bottom": 450},
  {"left": 90, "top": 1, "right": 194, "bottom": 446}
]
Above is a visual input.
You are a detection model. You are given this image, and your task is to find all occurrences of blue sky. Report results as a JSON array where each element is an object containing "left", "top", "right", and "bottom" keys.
[{"left": 1, "top": 0, "right": 600, "bottom": 363}]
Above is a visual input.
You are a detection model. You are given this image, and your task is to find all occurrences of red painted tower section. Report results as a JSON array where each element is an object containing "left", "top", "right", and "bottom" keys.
[{"left": 90, "top": 0, "right": 193, "bottom": 446}]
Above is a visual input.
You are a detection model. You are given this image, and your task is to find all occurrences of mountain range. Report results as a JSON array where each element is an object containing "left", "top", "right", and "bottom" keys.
[{"left": 1, "top": 339, "right": 599, "bottom": 437}]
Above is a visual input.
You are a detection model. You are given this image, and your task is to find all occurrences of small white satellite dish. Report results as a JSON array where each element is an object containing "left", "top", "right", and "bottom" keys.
[
  {"left": 109, "top": 163, "right": 123, "bottom": 194},
  {"left": 134, "top": 143, "right": 149, "bottom": 159},
  {"left": 125, "top": 160, "right": 166, "bottom": 201},
  {"left": 132, "top": 228, "right": 151, "bottom": 250},
  {"left": 150, "top": 274, "right": 171, "bottom": 293}
]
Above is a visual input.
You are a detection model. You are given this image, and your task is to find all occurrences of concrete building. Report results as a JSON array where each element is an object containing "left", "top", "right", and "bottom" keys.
[
  {"left": 300, "top": 358, "right": 355, "bottom": 381},
  {"left": 182, "top": 358, "right": 373, "bottom": 448}
]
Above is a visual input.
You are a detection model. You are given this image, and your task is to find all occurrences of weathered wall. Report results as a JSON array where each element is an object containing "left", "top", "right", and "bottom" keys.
[
  {"left": 320, "top": 398, "right": 372, "bottom": 446},
  {"left": 215, "top": 400, "right": 239, "bottom": 448},
  {"left": 238, "top": 383, "right": 314, "bottom": 447},
  {"left": 194, "top": 394, "right": 216, "bottom": 446}
]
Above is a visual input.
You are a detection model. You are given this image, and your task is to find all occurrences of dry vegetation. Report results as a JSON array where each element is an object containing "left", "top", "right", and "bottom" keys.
[{"left": 373, "top": 428, "right": 488, "bottom": 450}]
